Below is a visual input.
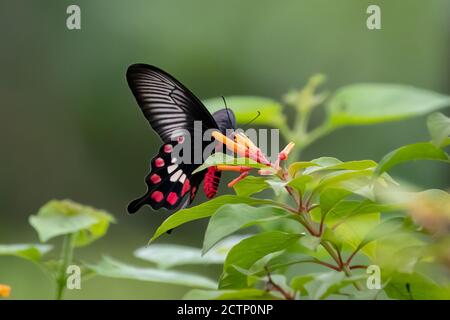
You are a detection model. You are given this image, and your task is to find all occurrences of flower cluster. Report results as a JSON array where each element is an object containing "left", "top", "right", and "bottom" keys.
[{"left": 211, "top": 130, "right": 295, "bottom": 186}]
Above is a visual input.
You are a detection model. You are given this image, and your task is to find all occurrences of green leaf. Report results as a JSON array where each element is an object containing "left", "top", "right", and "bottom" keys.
[
  {"left": 203, "top": 96, "right": 285, "bottom": 127},
  {"left": 219, "top": 231, "right": 301, "bottom": 289},
  {"left": 304, "top": 157, "right": 342, "bottom": 174},
  {"left": 300, "top": 235, "right": 321, "bottom": 251},
  {"left": 203, "top": 204, "right": 290, "bottom": 254},
  {"left": 288, "top": 161, "right": 317, "bottom": 177},
  {"left": 315, "top": 169, "right": 373, "bottom": 193},
  {"left": 303, "top": 158, "right": 377, "bottom": 176},
  {"left": 137, "top": 236, "right": 246, "bottom": 269},
  {"left": 427, "top": 112, "right": 450, "bottom": 147},
  {"left": 266, "top": 180, "right": 288, "bottom": 196},
  {"left": 233, "top": 176, "right": 270, "bottom": 197},
  {"left": 290, "top": 274, "right": 315, "bottom": 296},
  {"left": 375, "top": 142, "right": 449, "bottom": 175},
  {"left": 135, "top": 244, "right": 223, "bottom": 269},
  {"left": 314, "top": 160, "right": 377, "bottom": 172},
  {"left": 333, "top": 212, "right": 380, "bottom": 259},
  {"left": 150, "top": 196, "right": 278, "bottom": 242},
  {"left": 192, "top": 153, "right": 269, "bottom": 175},
  {"left": 304, "top": 271, "right": 366, "bottom": 300},
  {"left": 29, "top": 200, "right": 115, "bottom": 246},
  {"left": 319, "top": 188, "right": 352, "bottom": 219},
  {"left": 356, "top": 217, "right": 405, "bottom": 252},
  {"left": 87, "top": 256, "right": 217, "bottom": 289},
  {"left": 265, "top": 252, "right": 313, "bottom": 273},
  {"left": 0, "top": 244, "right": 52, "bottom": 262},
  {"left": 304, "top": 271, "right": 346, "bottom": 299},
  {"left": 183, "top": 288, "right": 272, "bottom": 300},
  {"left": 385, "top": 272, "right": 450, "bottom": 300},
  {"left": 327, "top": 84, "right": 450, "bottom": 126},
  {"left": 287, "top": 175, "right": 313, "bottom": 194},
  {"left": 325, "top": 200, "right": 397, "bottom": 225}
]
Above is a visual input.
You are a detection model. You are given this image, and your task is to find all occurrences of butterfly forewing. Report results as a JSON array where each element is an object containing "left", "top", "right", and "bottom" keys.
[{"left": 126, "top": 64, "right": 218, "bottom": 143}]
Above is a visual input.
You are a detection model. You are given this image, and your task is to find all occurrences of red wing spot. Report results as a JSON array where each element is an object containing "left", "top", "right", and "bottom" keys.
[
  {"left": 190, "top": 186, "right": 197, "bottom": 199},
  {"left": 181, "top": 179, "right": 191, "bottom": 196},
  {"left": 150, "top": 174, "right": 161, "bottom": 184},
  {"left": 155, "top": 158, "right": 165, "bottom": 168},
  {"left": 150, "top": 191, "right": 164, "bottom": 202},
  {"left": 167, "top": 192, "right": 179, "bottom": 205},
  {"left": 177, "top": 136, "right": 185, "bottom": 144},
  {"left": 163, "top": 144, "right": 173, "bottom": 153}
]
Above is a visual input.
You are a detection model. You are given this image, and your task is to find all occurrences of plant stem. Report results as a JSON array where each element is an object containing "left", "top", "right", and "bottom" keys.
[
  {"left": 320, "top": 241, "right": 341, "bottom": 267},
  {"left": 350, "top": 265, "right": 368, "bottom": 270},
  {"left": 55, "top": 233, "right": 75, "bottom": 300},
  {"left": 342, "top": 264, "right": 364, "bottom": 291},
  {"left": 297, "top": 108, "right": 311, "bottom": 139},
  {"left": 265, "top": 267, "right": 294, "bottom": 300}
]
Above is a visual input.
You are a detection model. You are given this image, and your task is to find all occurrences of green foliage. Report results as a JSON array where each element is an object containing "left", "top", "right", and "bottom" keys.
[
  {"left": 384, "top": 272, "right": 450, "bottom": 300},
  {"left": 0, "top": 244, "right": 52, "bottom": 262},
  {"left": 87, "top": 257, "right": 217, "bottom": 289},
  {"left": 2, "top": 76, "right": 449, "bottom": 300},
  {"left": 1, "top": 200, "right": 115, "bottom": 300},
  {"left": 184, "top": 288, "right": 273, "bottom": 300},
  {"left": 233, "top": 176, "right": 270, "bottom": 197},
  {"left": 375, "top": 142, "right": 449, "bottom": 175},
  {"left": 29, "top": 200, "right": 115, "bottom": 246},
  {"left": 150, "top": 195, "right": 278, "bottom": 242},
  {"left": 220, "top": 232, "right": 301, "bottom": 289},
  {"left": 326, "top": 84, "right": 450, "bottom": 126},
  {"left": 203, "top": 204, "right": 290, "bottom": 254},
  {"left": 170, "top": 79, "right": 450, "bottom": 300},
  {"left": 427, "top": 112, "right": 450, "bottom": 147},
  {"left": 134, "top": 244, "right": 225, "bottom": 269}
]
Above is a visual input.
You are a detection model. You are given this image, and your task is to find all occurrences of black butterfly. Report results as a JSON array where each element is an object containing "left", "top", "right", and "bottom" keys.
[{"left": 126, "top": 64, "right": 236, "bottom": 214}]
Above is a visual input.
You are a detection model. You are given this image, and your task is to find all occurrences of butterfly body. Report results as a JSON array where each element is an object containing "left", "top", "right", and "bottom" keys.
[{"left": 126, "top": 64, "right": 236, "bottom": 214}]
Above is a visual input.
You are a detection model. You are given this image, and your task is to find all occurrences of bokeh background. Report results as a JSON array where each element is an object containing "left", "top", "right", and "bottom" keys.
[{"left": 1, "top": 0, "right": 449, "bottom": 299}]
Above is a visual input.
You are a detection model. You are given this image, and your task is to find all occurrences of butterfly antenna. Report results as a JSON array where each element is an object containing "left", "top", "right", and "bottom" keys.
[
  {"left": 221, "top": 96, "right": 233, "bottom": 128},
  {"left": 243, "top": 111, "right": 261, "bottom": 128}
]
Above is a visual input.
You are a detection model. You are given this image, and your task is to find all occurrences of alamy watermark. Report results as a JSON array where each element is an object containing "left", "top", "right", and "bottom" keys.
[
  {"left": 367, "top": 5, "right": 381, "bottom": 30},
  {"left": 366, "top": 264, "right": 382, "bottom": 290},
  {"left": 66, "top": 264, "right": 81, "bottom": 290},
  {"left": 66, "top": 5, "right": 81, "bottom": 30},
  {"left": 168, "top": 123, "right": 281, "bottom": 165}
]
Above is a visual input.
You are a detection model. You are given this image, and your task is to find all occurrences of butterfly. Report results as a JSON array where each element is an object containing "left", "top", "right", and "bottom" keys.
[{"left": 126, "top": 64, "right": 236, "bottom": 214}]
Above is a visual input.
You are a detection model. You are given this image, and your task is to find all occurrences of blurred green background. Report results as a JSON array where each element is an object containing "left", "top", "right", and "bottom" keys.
[{"left": 1, "top": 0, "right": 449, "bottom": 299}]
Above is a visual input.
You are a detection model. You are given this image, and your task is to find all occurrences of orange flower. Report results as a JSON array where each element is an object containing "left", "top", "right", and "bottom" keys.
[
  {"left": 279, "top": 142, "right": 295, "bottom": 161},
  {"left": 0, "top": 284, "right": 11, "bottom": 298},
  {"left": 211, "top": 130, "right": 296, "bottom": 186},
  {"left": 212, "top": 131, "right": 271, "bottom": 165}
]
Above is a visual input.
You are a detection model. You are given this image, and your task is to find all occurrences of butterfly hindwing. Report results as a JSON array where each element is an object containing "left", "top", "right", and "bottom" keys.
[{"left": 128, "top": 141, "right": 202, "bottom": 213}]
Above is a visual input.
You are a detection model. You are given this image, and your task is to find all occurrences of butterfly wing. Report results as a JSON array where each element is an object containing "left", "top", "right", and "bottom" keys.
[
  {"left": 126, "top": 64, "right": 218, "bottom": 142},
  {"left": 127, "top": 64, "right": 224, "bottom": 213},
  {"left": 127, "top": 141, "right": 199, "bottom": 213}
]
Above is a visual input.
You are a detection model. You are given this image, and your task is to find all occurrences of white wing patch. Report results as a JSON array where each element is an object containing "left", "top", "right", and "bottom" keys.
[
  {"left": 167, "top": 164, "right": 178, "bottom": 174},
  {"left": 170, "top": 169, "right": 183, "bottom": 182}
]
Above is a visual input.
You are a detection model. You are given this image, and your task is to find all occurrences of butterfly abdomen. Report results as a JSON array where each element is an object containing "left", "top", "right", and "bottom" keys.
[{"left": 203, "top": 166, "right": 221, "bottom": 198}]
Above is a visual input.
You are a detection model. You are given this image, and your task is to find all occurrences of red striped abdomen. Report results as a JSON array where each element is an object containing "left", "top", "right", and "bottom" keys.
[{"left": 203, "top": 166, "right": 221, "bottom": 198}]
